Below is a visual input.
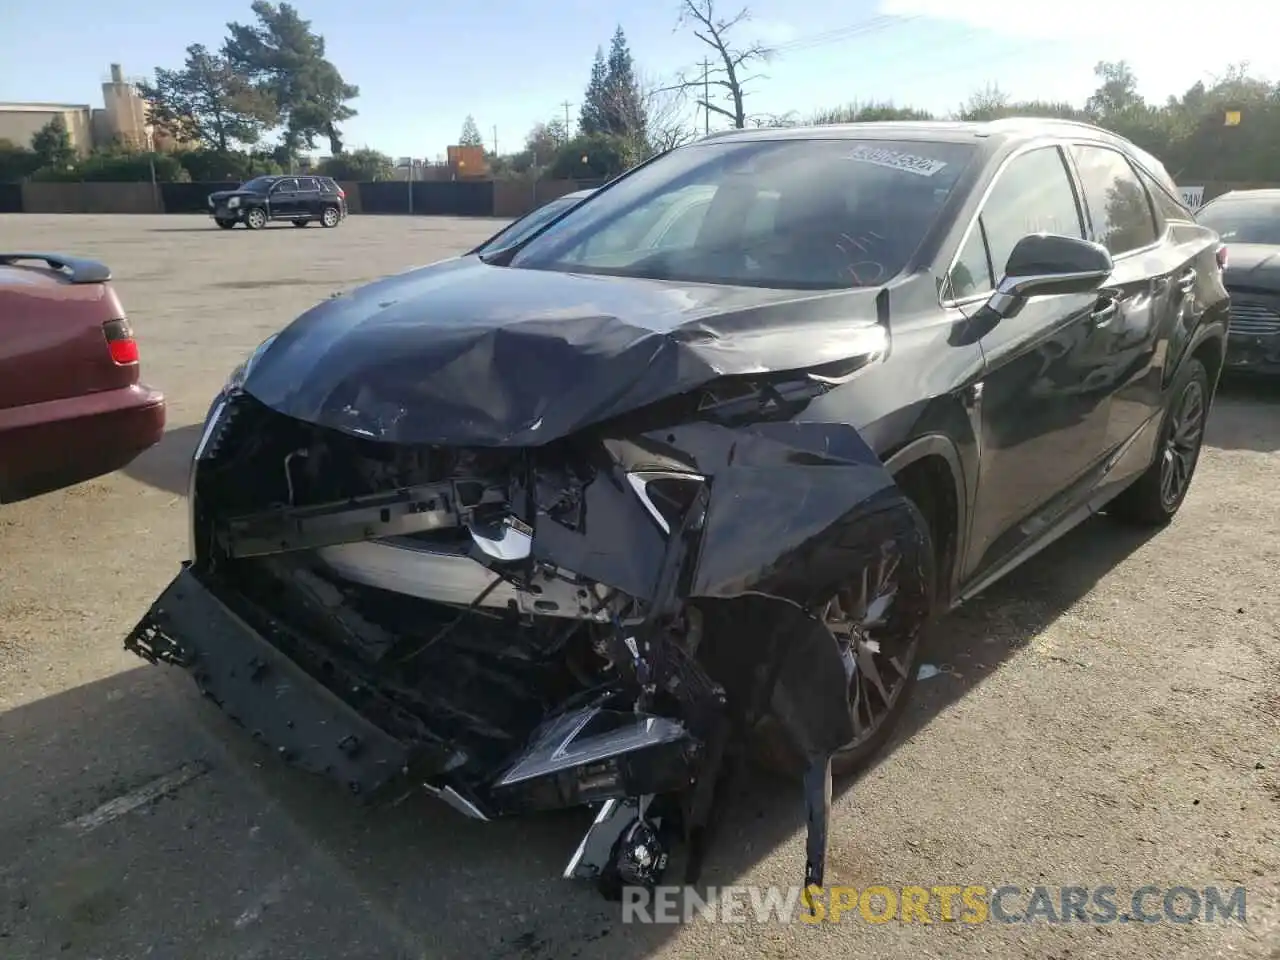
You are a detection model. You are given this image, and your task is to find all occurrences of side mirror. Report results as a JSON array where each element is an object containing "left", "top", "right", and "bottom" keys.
[{"left": 987, "top": 233, "right": 1113, "bottom": 319}]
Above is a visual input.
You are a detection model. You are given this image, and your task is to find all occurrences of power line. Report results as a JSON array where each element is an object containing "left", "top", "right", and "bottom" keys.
[{"left": 769, "top": 14, "right": 923, "bottom": 54}]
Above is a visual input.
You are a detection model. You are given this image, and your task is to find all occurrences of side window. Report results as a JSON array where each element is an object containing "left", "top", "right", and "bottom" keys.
[
  {"left": 297, "top": 177, "right": 319, "bottom": 191},
  {"left": 948, "top": 146, "right": 1083, "bottom": 299},
  {"left": 982, "top": 147, "right": 1085, "bottom": 278},
  {"left": 273, "top": 178, "right": 299, "bottom": 193},
  {"left": 1136, "top": 166, "right": 1191, "bottom": 227},
  {"left": 1069, "top": 145, "right": 1159, "bottom": 256}
]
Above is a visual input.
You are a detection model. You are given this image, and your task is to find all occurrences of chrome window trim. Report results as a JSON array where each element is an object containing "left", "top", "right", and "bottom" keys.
[
  {"left": 1065, "top": 141, "right": 1165, "bottom": 258},
  {"left": 938, "top": 138, "right": 1083, "bottom": 309},
  {"left": 939, "top": 137, "right": 1168, "bottom": 310}
]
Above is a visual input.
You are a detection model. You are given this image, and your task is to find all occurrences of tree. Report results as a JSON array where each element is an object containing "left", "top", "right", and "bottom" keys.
[
  {"left": 137, "top": 43, "right": 276, "bottom": 153},
  {"left": 580, "top": 48, "right": 610, "bottom": 136},
  {"left": 549, "top": 132, "right": 634, "bottom": 180},
  {"left": 812, "top": 101, "right": 936, "bottom": 125},
  {"left": 637, "top": 74, "right": 696, "bottom": 154},
  {"left": 1085, "top": 60, "right": 1144, "bottom": 119},
  {"left": 0, "top": 139, "right": 41, "bottom": 182},
  {"left": 318, "top": 147, "right": 393, "bottom": 180},
  {"left": 603, "top": 27, "right": 645, "bottom": 143},
  {"left": 459, "top": 115, "right": 484, "bottom": 147},
  {"left": 954, "top": 84, "right": 1085, "bottom": 122},
  {"left": 945, "top": 62, "right": 1280, "bottom": 183},
  {"left": 223, "top": 1, "right": 358, "bottom": 157},
  {"left": 675, "top": 0, "right": 774, "bottom": 130},
  {"left": 545, "top": 116, "right": 569, "bottom": 146},
  {"left": 31, "top": 115, "right": 76, "bottom": 169}
]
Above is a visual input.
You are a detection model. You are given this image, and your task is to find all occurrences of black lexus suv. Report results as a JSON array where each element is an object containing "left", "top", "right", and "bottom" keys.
[{"left": 208, "top": 175, "right": 348, "bottom": 230}]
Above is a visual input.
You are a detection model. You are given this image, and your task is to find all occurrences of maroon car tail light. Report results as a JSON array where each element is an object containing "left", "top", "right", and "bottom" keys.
[
  {"left": 103, "top": 318, "right": 139, "bottom": 365},
  {"left": 1216, "top": 243, "right": 1228, "bottom": 271}
]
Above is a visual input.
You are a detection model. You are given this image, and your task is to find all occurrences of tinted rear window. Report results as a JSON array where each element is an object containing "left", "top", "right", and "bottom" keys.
[{"left": 1198, "top": 197, "right": 1280, "bottom": 244}]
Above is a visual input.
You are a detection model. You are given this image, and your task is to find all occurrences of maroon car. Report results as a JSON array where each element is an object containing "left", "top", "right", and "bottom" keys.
[{"left": 0, "top": 253, "right": 165, "bottom": 503}]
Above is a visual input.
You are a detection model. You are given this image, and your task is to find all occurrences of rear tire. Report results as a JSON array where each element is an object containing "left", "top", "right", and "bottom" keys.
[
  {"left": 1107, "top": 358, "right": 1210, "bottom": 526},
  {"left": 292, "top": 219, "right": 310, "bottom": 227},
  {"left": 244, "top": 207, "right": 267, "bottom": 230},
  {"left": 321, "top": 205, "right": 341, "bottom": 228}
]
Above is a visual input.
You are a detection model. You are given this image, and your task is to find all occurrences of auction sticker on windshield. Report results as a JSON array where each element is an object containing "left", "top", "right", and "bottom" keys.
[{"left": 846, "top": 145, "right": 948, "bottom": 177}]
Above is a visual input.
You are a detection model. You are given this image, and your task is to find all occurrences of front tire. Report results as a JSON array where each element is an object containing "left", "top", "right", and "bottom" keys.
[
  {"left": 244, "top": 207, "right": 267, "bottom": 230},
  {"left": 215, "top": 218, "right": 235, "bottom": 229},
  {"left": 756, "top": 499, "right": 936, "bottom": 779},
  {"left": 1107, "top": 357, "right": 1210, "bottom": 526}
]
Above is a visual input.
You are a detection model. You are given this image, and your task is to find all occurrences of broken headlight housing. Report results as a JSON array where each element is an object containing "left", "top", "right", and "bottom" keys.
[
  {"left": 224, "top": 333, "right": 279, "bottom": 393},
  {"left": 627, "top": 471, "right": 706, "bottom": 535}
]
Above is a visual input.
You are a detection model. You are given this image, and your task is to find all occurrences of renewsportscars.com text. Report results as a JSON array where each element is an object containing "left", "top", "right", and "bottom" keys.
[{"left": 621, "top": 884, "right": 1249, "bottom": 925}]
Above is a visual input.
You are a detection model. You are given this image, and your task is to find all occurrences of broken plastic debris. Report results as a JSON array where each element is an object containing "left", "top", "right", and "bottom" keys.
[{"left": 916, "top": 663, "right": 941, "bottom": 680}]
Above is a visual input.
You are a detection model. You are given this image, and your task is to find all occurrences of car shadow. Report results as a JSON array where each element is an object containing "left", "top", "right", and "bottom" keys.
[
  {"left": 122, "top": 423, "right": 203, "bottom": 495},
  {"left": 1208, "top": 374, "right": 1280, "bottom": 453},
  {"left": 0, "top": 518, "right": 1154, "bottom": 959}
]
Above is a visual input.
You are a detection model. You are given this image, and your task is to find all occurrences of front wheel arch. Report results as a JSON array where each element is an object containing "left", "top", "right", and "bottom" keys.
[{"left": 883, "top": 435, "right": 967, "bottom": 608}]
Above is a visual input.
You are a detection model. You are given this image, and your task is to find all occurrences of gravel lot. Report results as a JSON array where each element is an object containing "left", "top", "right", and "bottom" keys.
[{"left": 0, "top": 213, "right": 1277, "bottom": 960}]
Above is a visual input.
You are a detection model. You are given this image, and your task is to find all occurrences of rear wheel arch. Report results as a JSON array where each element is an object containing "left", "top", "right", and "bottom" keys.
[{"left": 883, "top": 436, "right": 966, "bottom": 607}]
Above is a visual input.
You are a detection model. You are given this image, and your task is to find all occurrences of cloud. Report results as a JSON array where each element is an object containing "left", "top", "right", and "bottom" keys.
[{"left": 876, "top": 0, "right": 1280, "bottom": 100}]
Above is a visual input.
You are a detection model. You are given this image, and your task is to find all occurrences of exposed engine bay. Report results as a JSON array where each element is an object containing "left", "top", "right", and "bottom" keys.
[{"left": 127, "top": 370, "right": 932, "bottom": 898}]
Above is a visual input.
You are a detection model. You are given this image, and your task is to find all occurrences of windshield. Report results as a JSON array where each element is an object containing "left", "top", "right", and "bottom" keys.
[
  {"left": 508, "top": 138, "right": 976, "bottom": 289},
  {"left": 240, "top": 176, "right": 275, "bottom": 192},
  {"left": 1198, "top": 197, "right": 1280, "bottom": 244},
  {"left": 475, "top": 195, "right": 584, "bottom": 254}
]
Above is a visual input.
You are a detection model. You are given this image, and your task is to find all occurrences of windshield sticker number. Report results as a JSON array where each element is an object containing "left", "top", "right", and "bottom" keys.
[{"left": 846, "top": 145, "right": 948, "bottom": 177}]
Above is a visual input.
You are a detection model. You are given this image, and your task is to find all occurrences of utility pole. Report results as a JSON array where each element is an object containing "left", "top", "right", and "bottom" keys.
[
  {"left": 702, "top": 58, "right": 711, "bottom": 135},
  {"left": 492, "top": 125, "right": 498, "bottom": 155},
  {"left": 561, "top": 100, "right": 573, "bottom": 137}
]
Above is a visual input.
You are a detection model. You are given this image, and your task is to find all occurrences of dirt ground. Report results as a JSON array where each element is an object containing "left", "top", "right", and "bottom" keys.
[{"left": 0, "top": 213, "right": 1276, "bottom": 960}]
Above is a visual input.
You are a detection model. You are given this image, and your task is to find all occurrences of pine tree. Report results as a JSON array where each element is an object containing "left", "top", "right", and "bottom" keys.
[
  {"left": 604, "top": 27, "right": 644, "bottom": 143},
  {"left": 579, "top": 48, "right": 609, "bottom": 136},
  {"left": 459, "top": 114, "right": 484, "bottom": 147}
]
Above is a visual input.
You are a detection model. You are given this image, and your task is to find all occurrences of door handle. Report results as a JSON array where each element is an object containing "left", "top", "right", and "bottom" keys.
[
  {"left": 1090, "top": 298, "right": 1118, "bottom": 327},
  {"left": 1176, "top": 268, "right": 1196, "bottom": 294}
]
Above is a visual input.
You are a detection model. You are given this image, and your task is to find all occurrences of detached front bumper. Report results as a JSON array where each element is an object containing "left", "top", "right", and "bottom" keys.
[{"left": 126, "top": 565, "right": 412, "bottom": 797}]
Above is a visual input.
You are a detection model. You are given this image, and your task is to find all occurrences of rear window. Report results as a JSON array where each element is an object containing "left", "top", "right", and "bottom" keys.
[
  {"left": 1197, "top": 197, "right": 1280, "bottom": 244},
  {"left": 510, "top": 138, "right": 976, "bottom": 289}
]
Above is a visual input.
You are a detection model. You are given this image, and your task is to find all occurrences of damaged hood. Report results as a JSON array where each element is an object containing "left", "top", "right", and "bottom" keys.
[{"left": 242, "top": 257, "right": 887, "bottom": 446}]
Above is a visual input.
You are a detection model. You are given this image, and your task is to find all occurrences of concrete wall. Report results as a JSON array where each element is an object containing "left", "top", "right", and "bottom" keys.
[
  {"left": 0, "top": 105, "right": 94, "bottom": 154},
  {"left": 101, "top": 71, "right": 151, "bottom": 150}
]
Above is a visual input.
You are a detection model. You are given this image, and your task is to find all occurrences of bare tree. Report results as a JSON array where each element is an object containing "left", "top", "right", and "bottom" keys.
[
  {"left": 675, "top": 0, "right": 774, "bottom": 130},
  {"left": 638, "top": 73, "right": 698, "bottom": 154}
]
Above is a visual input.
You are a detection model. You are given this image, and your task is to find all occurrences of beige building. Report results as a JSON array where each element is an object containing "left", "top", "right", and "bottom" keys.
[{"left": 0, "top": 64, "right": 178, "bottom": 156}]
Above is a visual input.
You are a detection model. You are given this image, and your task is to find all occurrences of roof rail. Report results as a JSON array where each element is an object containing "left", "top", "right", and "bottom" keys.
[
  {"left": 0, "top": 253, "right": 112, "bottom": 284},
  {"left": 982, "top": 116, "right": 1108, "bottom": 135}
]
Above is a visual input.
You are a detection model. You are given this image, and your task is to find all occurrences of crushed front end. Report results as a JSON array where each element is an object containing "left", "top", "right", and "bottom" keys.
[{"left": 127, "top": 365, "right": 928, "bottom": 895}]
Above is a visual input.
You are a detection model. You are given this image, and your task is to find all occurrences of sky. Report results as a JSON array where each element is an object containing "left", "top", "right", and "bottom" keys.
[{"left": 2, "top": 0, "right": 1278, "bottom": 160}]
